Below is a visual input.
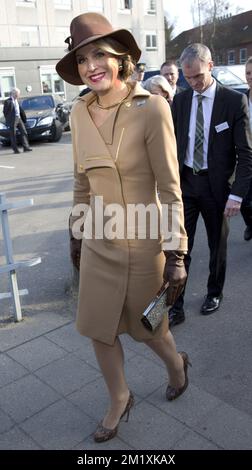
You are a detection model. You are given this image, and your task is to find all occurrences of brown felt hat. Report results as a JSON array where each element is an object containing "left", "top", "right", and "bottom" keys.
[{"left": 56, "top": 12, "right": 141, "bottom": 85}]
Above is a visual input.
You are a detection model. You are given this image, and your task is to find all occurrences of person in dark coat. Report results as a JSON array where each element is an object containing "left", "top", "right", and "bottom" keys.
[
  {"left": 169, "top": 43, "right": 252, "bottom": 327},
  {"left": 240, "top": 56, "right": 252, "bottom": 241},
  {"left": 3, "top": 87, "right": 32, "bottom": 154}
]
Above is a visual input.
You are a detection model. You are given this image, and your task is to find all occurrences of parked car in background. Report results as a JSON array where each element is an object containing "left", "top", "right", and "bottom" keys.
[
  {"left": 0, "top": 94, "right": 70, "bottom": 145},
  {"left": 178, "top": 65, "right": 248, "bottom": 93}
]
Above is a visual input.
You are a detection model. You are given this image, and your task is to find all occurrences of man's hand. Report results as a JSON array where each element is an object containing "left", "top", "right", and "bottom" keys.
[
  {"left": 224, "top": 199, "right": 241, "bottom": 217},
  {"left": 163, "top": 251, "right": 187, "bottom": 305}
]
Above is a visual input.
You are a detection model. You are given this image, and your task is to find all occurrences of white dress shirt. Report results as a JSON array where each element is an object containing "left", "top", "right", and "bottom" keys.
[{"left": 184, "top": 79, "right": 216, "bottom": 170}]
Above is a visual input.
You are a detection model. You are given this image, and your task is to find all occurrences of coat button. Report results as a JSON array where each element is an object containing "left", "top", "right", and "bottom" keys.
[{"left": 79, "top": 164, "right": 84, "bottom": 171}]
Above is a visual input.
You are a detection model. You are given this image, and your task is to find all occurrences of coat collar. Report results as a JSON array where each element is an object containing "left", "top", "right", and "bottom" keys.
[
  {"left": 78, "top": 80, "right": 150, "bottom": 106},
  {"left": 77, "top": 81, "right": 150, "bottom": 145}
]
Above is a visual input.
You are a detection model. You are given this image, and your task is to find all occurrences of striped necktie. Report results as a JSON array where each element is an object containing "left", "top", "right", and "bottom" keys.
[{"left": 193, "top": 95, "right": 204, "bottom": 173}]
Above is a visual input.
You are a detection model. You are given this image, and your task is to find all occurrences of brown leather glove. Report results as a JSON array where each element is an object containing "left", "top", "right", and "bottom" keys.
[
  {"left": 69, "top": 216, "right": 82, "bottom": 271},
  {"left": 163, "top": 251, "right": 187, "bottom": 306}
]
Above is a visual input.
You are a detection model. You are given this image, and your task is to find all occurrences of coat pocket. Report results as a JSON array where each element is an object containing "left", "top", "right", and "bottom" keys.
[{"left": 77, "top": 155, "right": 116, "bottom": 174}]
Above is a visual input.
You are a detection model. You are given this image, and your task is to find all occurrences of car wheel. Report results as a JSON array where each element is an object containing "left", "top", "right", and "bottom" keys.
[{"left": 48, "top": 120, "right": 63, "bottom": 142}]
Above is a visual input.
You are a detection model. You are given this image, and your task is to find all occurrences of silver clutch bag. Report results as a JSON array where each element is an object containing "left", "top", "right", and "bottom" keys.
[{"left": 141, "top": 283, "right": 169, "bottom": 332}]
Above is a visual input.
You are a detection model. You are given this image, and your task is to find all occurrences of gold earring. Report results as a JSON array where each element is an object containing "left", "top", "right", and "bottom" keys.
[{"left": 119, "top": 63, "right": 123, "bottom": 71}]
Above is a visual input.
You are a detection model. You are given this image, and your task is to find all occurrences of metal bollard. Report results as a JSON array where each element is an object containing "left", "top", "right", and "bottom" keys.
[{"left": 0, "top": 192, "right": 41, "bottom": 321}]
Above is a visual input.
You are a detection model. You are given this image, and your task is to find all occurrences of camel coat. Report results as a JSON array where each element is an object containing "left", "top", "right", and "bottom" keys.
[{"left": 70, "top": 82, "right": 187, "bottom": 345}]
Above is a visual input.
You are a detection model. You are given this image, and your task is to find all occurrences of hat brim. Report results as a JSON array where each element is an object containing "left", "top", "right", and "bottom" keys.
[{"left": 56, "top": 29, "right": 141, "bottom": 85}]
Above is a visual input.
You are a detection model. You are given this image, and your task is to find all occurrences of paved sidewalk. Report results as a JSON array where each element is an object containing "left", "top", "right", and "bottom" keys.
[
  {"left": 1, "top": 263, "right": 252, "bottom": 451},
  {"left": 1, "top": 140, "right": 252, "bottom": 451}
]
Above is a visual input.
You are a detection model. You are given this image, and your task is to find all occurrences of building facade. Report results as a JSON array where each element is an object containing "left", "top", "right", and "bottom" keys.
[
  {"left": 166, "top": 10, "right": 252, "bottom": 67},
  {"left": 0, "top": 0, "right": 165, "bottom": 100}
]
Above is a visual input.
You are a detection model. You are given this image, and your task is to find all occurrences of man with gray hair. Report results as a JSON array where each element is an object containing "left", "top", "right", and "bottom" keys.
[
  {"left": 3, "top": 87, "right": 32, "bottom": 154},
  {"left": 168, "top": 43, "right": 252, "bottom": 326}
]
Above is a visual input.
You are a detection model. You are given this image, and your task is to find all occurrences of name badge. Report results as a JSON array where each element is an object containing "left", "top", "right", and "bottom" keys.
[{"left": 215, "top": 121, "right": 229, "bottom": 133}]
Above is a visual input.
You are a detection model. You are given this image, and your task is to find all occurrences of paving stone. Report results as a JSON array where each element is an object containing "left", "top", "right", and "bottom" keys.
[
  {"left": 0, "top": 374, "right": 60, "bottom": 423},
  {"left": 0, "top": 353, "right": 28, "bottom": 388},
  {"left": 0, "top": 315, "right": 72, "bottom": 352},
  {"left": 0, "top": 426, "right": 40, "bottom": 450},
  {"left": 194, "top": 402, "right": 252, "bottom": 450},
  {"left": 174, "top": 430, "right": 221, "bottom": 450},
  {"left": 7, "top": 336, "right": 67, "bottom": 371},
  {"left": 0, "top": 408, "right": 15, "bottom": 433},
  {"left": 68, "top": 377, "right": 141, "bottom": 423},
  {"left": 123, "top": 355, "right": 166, "bottom": 398},
  {"left": 21, "top": 399, "right": 96, "bottom": 450},
  {"left": 45, "top": 322, "right": 87, "bottom": 352},
  {"left": 35, "top": 354, "right": 101, "bottom": 395},
  {"left": 147, "top": 384, "right": 222, "bottom": 427},
  {"left": 118, "top": 400, "right": 187, "bottom": 450}
]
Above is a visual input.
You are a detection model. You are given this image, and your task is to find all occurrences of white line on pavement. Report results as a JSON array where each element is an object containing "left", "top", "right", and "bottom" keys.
[{"left": 0, "top": 165, "right": 15, "bottom": 169}]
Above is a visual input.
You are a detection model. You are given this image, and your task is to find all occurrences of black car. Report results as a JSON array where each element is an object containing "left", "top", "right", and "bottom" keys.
[{"left": 0, "top": 93, "right": 70, "bottom": 145}]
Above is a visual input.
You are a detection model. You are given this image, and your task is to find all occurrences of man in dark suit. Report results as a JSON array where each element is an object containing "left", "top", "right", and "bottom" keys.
[
  {"left": 160, "top": 61, "right": 184, "bottom": 98},
  {"left": 169, "top": 43, "right": 252, "bottom": 326},
  {"left": 240, "top": 57, "right": 252, "bottom": 241},
  {"left": 3, "top": 87, "right": 32, "bottom": 154}
]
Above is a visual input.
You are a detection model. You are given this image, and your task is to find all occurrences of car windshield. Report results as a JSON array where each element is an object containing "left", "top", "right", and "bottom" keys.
[
  {"left": 212, "top": 67, "right": 245, "bottom": 86},
  {"left": 20, "top": 95, "right": 54, "bottom": 110}
]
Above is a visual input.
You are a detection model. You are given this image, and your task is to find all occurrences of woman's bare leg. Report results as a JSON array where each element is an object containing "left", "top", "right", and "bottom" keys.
[
  {"left": 145, "top": 331, "right": 185, "bottom": 388},
  {"left": 92, "top": 337, "right": 130, "bottom": 429}
]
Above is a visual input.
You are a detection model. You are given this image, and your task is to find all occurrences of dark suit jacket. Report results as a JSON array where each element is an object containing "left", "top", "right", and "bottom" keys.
[
  {"left": 172, "top": 83, "right": 252, "bottom": 208},
  {"left": 175, "top": 86, "right": 185, "bottom": 94},
  {"left": 3, "top": 97, "right": 26, "bottom": 127}
]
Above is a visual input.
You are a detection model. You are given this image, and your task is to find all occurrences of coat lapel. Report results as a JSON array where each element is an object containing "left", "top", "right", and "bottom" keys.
[{"left": 208, "top": 83, "right": 225, "bottom": 146}]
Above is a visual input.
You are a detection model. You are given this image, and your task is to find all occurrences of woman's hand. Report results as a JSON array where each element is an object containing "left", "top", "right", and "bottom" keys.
[{"left": 163, "top": 251, "right": 187, "bottom": 305}]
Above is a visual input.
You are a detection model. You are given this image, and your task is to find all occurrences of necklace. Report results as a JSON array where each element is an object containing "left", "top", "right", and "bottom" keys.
[{"left": 96, "top": 85, "right": 131, "bottom": 110}]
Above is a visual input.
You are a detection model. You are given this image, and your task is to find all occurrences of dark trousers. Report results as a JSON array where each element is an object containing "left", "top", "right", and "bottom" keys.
[
  {"left": 240, "top": 179, "right": 252, "bottom": 228},
  {"left": 173, "top": 165, "right": 229, "bottom": 312},
  {"left": 10, "top": 117, "right": 29, "bottom": 152}
]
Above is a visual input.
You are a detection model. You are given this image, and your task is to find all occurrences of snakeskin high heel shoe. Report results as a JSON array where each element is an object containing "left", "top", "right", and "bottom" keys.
[
  {"left": 166, "top": 351, "right": 192, "bottom": 401},
  {"left": 93, "top": 390, "right": 134, "bottom": 443}
]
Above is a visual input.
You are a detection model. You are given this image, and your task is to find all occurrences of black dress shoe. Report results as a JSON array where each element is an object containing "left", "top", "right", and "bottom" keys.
[
  {"left": 244, "top": 226, "right": 252, "bottom": 241},
  {"left": 200, "top": 294, "right": 223, "bottom": 315},
  {"left": 168, "top": 307, "right": 185, "bottom": 327},
  {"left": 14, "top": 150, "right": 20, "bottom": 154},
  {"left": 24, "top": 148, "right": 32, "bottom": 152}
]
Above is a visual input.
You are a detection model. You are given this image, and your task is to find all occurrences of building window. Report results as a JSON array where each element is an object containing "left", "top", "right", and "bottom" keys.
[
  {"left": 19, "top": 26, "right": 40, "bottom": 46},
  {"left": 240, "top": 48, "right": 247, "bottom": 64},
  {"left": 54, "top": 0, "right": 72, "bottom": 9},
  {"left": 16, "top": 0, "right": 36, "bottom": 7},
  {"left": 118, "top": 0, "right": 132, "bottom": 11},
  {"left": 40, "top": 66, "right": 65, "bottom": 97},
  {"left": 0, "top": 68, "right": 16, "bottom": 99},
  {"left": 215, "top": 54, "right": 223, "bottom": 65},
  {"left": 87, "top": 0, "right": 103, "bottom": 12},
  {"left": 227, "top": 50, "right": 235, "bottom": 65},
  {"left": 145, "top": 0, "right": 156, "bottom": 15},
  {"left": 146, "top": 31, "right": 157, "bottom": 50}
]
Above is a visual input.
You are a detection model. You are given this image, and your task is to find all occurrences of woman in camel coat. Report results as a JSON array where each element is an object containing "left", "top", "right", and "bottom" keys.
[{"left": 57, "top": 12, "right": 190, "bottom": 443}]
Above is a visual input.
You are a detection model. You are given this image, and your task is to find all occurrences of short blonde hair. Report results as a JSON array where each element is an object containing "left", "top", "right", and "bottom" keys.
[
  {"left": 143, "top": 75, "right": 173, "bottom": 96},
  {"left": 94, "top": 38, "right": 135, "bottom": 80}
]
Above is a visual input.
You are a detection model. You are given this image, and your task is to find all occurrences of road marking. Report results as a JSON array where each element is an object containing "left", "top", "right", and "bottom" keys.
[{"left": 0, "top": 165, "right": 15, "bottom": 169}]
